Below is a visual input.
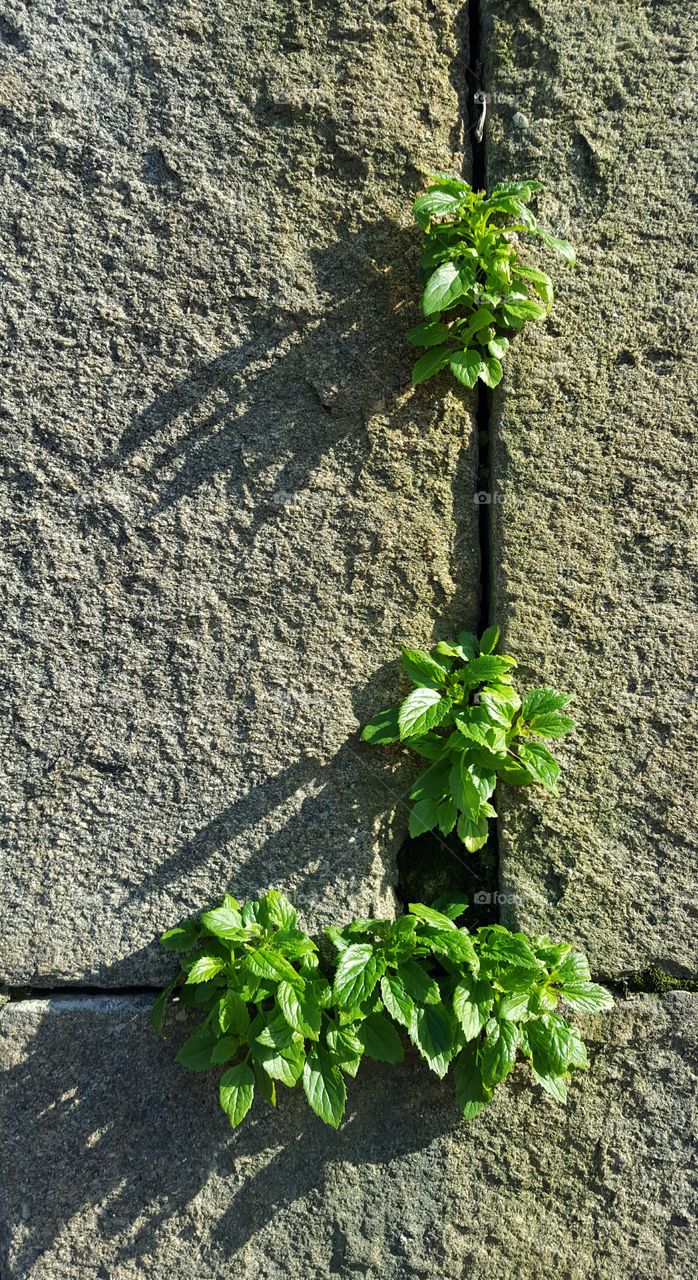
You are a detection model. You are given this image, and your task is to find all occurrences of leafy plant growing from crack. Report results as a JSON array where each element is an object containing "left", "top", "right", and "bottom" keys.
[
  {"left": 361, "top": 626, "right": 576, "bottom": 851},
  {"left": 408, "top": 176, "right": 575, "bottom": 388},
  {"left": 154, "top": 889, "right": 612, "bottom": 1130}
]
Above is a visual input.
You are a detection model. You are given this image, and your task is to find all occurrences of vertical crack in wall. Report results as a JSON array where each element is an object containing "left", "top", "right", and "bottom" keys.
[{"left": 396, "top": 0, "right": 499, "bottom": 927}]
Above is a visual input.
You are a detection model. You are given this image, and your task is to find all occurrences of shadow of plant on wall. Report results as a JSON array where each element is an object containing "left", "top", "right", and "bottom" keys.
[{"left": 1, "top": 997, "right": 464, "bottom": 1273}]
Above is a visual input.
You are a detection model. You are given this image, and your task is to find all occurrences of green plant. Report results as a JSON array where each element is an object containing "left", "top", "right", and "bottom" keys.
[
  {"left": 153, "top": 889, "right": 612, "bottom": 1129},
  {"left": 408, "top": 175, "right": 575, "bottom": 388},
  {"left": 361, "top": 626, "right": 576, "bottom": 852}
]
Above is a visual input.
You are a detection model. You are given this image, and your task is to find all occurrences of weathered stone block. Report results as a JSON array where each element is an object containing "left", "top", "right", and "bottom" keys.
[
  {"left": 0, "top": 0, "right": 478, "bottom": 985},
  {"left": 1, "top": 992, "right": 695, "bottom": 1278},
  {"left": 483, "top": 0, "right": 698, "bottom": 975}
]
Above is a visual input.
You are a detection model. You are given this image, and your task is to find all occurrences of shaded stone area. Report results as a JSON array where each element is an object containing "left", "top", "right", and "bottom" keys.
[
  {"left": 483, "top": 0, "right": 698, "bottom": 975},
  {"left": 0, "top": 0, "right": 478, "bottom": 986},
  {"left": 1, "top": 992, "right": 695, "bottom": 1278}
]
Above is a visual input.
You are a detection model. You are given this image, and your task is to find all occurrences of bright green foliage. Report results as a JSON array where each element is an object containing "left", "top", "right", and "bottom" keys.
[
  {"left": 408, "top": 175, "right": 575, "bottom": 388},
  {"left": 154, "top": 889, "right": 611, "bottom": 1129},
  {"left": 361, "top": 626, "right": 576, "bottom": 852}
]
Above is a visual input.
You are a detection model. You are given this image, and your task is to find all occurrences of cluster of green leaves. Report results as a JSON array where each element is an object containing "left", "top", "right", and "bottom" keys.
[
  {"left": 361, "top": 626, "right": 576, "bottom": 852},
  {"left": 154, "top": 890, "right": 612, "bottom": 1129},
  {"left": 408, "top": 175, "right": 575, "bottom": 388}
]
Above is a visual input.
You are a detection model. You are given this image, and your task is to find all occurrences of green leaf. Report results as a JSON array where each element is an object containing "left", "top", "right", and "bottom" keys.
[
  {"left": 456, "top": 809, "right": 489, "bottom": 852},
  {"left": 480, "top": 1017, "right": 519, "bottom": 1088},
  {"left": 453, "top": 1041, "right": 492, "bottom": 1119},
  {"left": 408, "top": 902, "right": 458, "bottom": 931},
  {"left": 534, "top": 226, "right": 576, "bottom": 265},
  {"left": 436, "top": 797, "right": 458, "bottom": 834},
  {"left": 453, "top": 977, "right": 492, "bottom": 1040},
  {"left": 302, "top": 1048, "right": 347, "bottom": 1128},
  {"left": 527, "top": 711, "right": 577, "bottom": 739},
  {"left": 333, "top": 943, "right": 386, "bottom": 1010},
  {"left": 554, "top": 950, "right": 591, "bottom": 984},
  {"left": 478, "top": 926, "right": 541, "bottom": 971},
  {"left": 151, "top": 978, "right": 178, "bottom": 1037},
  {"left": 408, "top": 1003, "right": 456, "bottom": 1078},
  {"left": 460, "top": 654, "right": 516, "bottom": 686},
  {"left": 401, "top": 647, "right": 450, "bottom": 689},
  {"left": 413, "top": 189, "right": 466, "bottom": 228},
  {"left": 412, "top": 345, "right": 451, "bottom": 385},
  {"left": 422, "top": 261, "right": 473, "bottom": 316},
  {"left": 160, "top": 920, "right": 202, "bottom": 952},
  {"left": 431, "top": 894, "right": 470, "bottom": 921},
  {"left": 428, "top": 929, "right": 479, "bottom": 966},
  {"left": 560, "top": 981, "right": 614, "bottom": 1013},
  {"left": 501, "top": 298, "right": 548, "bottom": 323},
  {"left": 326, "top": 1024, "right": 364, "bottom": 1077},
  {"left": 252, "top": 1038, "right": 305, "bottom": 1086},
  {"left": 264, "top": 889, "right": 298, "bottom": 929},
  {"left": 176, "top": 1024, "right": 219, "bottom": 1072},
  {"left": 406, "top": 319, "right": 452, "bottom": 347},
  {"left": 185, "top": 955, "right": 227, "bottom": 984},
  {"left": 408, "top": 797, "right": 440, "bottom": 838},
  {"left": 253, "top": 1062, "right": 277, "bottom": 1107},
  {"left": 255, "top": 1011, "right": 301, "bottom": 1051},
  {"left": 514, "top": 264, "right": 553, "bottom": 307},
  {"left": 524, "top": 1014, "right": 577, "bottom": 1077},
  {"left": 380, "top": 974, "right": 415, "bottom": 1028},
  {"left": 217, "top": 989, "right": 250, "bottom": 1037},
  {"left": 516, "top": 741, "right": 561, "bottom": 793},
  {"left": 478, "top": 356, "right": 503, "bottom": 388},
  {"left": 357, "top": 1013, "right": 405, "bottom": 1063},
  {"left": 532, "top": 1069, "right": 569, "bottom": 1103},
  {"left": 210, "top": 1035, "right": 241, "bottom": 1065},
  {"left": 199, "top": 906, "right": 246, "bottom": 940},
  {"left": 398, "top": 687, "right": 451, "bottom": 739},
  {"left": 491, "top": 179, "right": 542, "bottom": 200},
  {"left": 219, "top": 1063, "right": 255, "bottom": 1128},
  {"left": 498, "top": 990, "right": 531, "bottom": 1021},
  {"left": 478, "top": 625, "right": 500, "bottom": 654},
  {"left": 396, "top": 960, "right": 441, "bottom": 1006},
  {"left": 488, "top": 335, "right": 509, "bottom": 360},
  {"left": 361, "top": 705, "right": 401, "bottom": 745},
  {"left": 277, "top": 979, "right": 322, "bottom": 1040},
  {"left": 246, "top": 947, "right": 303, "bottom": 988},
  {"left": 521, "top": 687, "right": 572, "bottom": 720},
  {"left": 449, "top": 349, "right": 483, "bottom": 388}
]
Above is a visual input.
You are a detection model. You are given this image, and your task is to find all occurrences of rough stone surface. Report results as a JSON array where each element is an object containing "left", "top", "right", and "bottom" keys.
[
  {"left": 1, "top": 991, "right": 696, "bottom": 1278},
  {"left": 483, "top": 0, "right": 698, "bottom": 976},
  {"left": 0, "top": 0, "right": 479, "bottom": 985}
]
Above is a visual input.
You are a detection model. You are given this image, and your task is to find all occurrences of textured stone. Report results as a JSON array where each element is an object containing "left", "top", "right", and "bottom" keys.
[
  {"left": 0, "top": 0, "right": 478, "bottom": 985},
  {"left": 482, "top": 0, "right": 698, "bottom": 976},
  {"left": 1, "top": 991, "right": 696, "bottom": 1278}
]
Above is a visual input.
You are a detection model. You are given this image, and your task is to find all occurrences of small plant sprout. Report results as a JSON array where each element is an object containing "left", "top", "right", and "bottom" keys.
[
  {"left": 154, "top": 890, "right": 612, "bottom": 1130},
  {"left": 361, "top": 626, "right": 576, "bottom": 852},
  {"left": 408, "top": 176, "right": 575, "bottom": 388}
]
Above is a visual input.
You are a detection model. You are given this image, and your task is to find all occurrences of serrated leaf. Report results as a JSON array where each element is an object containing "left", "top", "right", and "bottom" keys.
[
  {"left": 408, "top": 903, "right": 458, "bottom": 931},
  {"left": 357, "top": 1012, "right": 405, "bottom": 1063},
  {"left": 453, "top": 977, "right": 492, "bottom": 1041},
  {"left": 199, "top": 906, "right": 246, "bottom": 940},
  {"left": 396, "top": 960, "right": 441, "bottom": 1006},
  {"left": 401, "top": 647, "right": 450, "bottom": 689},
  {"left": 380, "top": 974, "right": 415, "bottom": 1028},
  {"left": 431, "top": 893, "right": 470, "bottom": 921},
  {"left": 246, "top": 947, "right": 303, "bottom": 988},
  {"left": 406, "top": 319, "right": 452, "bottom": 347},
  {"left": 333, "top": 944, "right": 386, "bottom": 1010},
  {"left": 408, "top": 797, "right": 439, "bottom": 838},
  {"left": 263, "top": 889, "right": 298, "bottom": 929},
  {"left": 219, "top": 1063, "right": 255, "bottom": 1128},
  {"left": 560, "top": 981, "right": 614, "bottom": 1013},
  {"left": 413, "top": 189, "right": 466, "bottom": 228},
  {"left": 302, "top": 1048, "right": 347, "bottom": 1128},
  {"left": 524, "top": 1014, "right": 578, "bottom": 1077},
  {"left": 449, "top": 348, "right": 482, "bottom": 388},
  {"left": 436, "top": 796, "right": 458, "bottom": 834},
  {"left": 253, "top": 1062, "right": 277, "bottom": 1107},
  {"left": 151, "top": 978, "right": 178, "bottom": 1037},
  {"left": 453, "top": 1041, "right": 492, "bottom": 1119},
  {"left": 422, "top": 260, "right": 473, "bottom": 316},
  {"left": 527, "top": 711, "right": 577, "bottom": 739},
  {"left": 255, "top": 1010, "right": 301, "bottom": 1050},
  {"left": 412, "top": 345, "right": 451, "bottom": 385},
  {"left": 210, "top": 1035, "right": 241, "bottom": 1065},
  {"left": 160, "top": 920, "right": 202, "bottom": 952},
  {"left": 478, "top": 926, "right": 541, "bottom": 971},
  {"left": 409, "top": 1002, "right": 456, "bottom": 1078},
  {"left": 185, "top": 955, "right": 227, "bottom": 985},
  {"left": 531, "top": 1068, "right": 568, "bottom": 1103},
  {"left": 554, "top": 950, "right": 591, "bottom": 984},
  {"left": 535, "top": 226, "right": 576, "bottom": 265},
  {"left": 521, "top": 687, "right": 573, "bottom": 720},
  {"left": 217, "top": 989, "right": 250, "bottom": 1037},
  {"left": 479, "top": 355, "right": 503, "bottom": 388},
  {"left": 361, "top": 705, "right": 401, "bottom": 745},
  {"left": 176, "top": 1025, "right": 219, "bottom": 1072},
  {"left": 456, "top": 809, "right": 489, "bottom": 852},
  {"left": 398, "top": 687, "right": 451, "bottom": 739},
  {"left": 478, "top": 625, "right": 500, "bottom": 654},
  {"left": 277, "top": 979, "right": 322, "bottom": 1040},
  {"left": 480, "top": 1017, "right": 519, "bottom": 1088},
  {"left": 517, "top": 741, "right": 560, "bottom": 793}
]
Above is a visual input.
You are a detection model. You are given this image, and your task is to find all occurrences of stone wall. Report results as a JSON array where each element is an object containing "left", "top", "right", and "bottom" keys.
[{"left": 1, "top": 1, "right": 696, "bottom": 1276}]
